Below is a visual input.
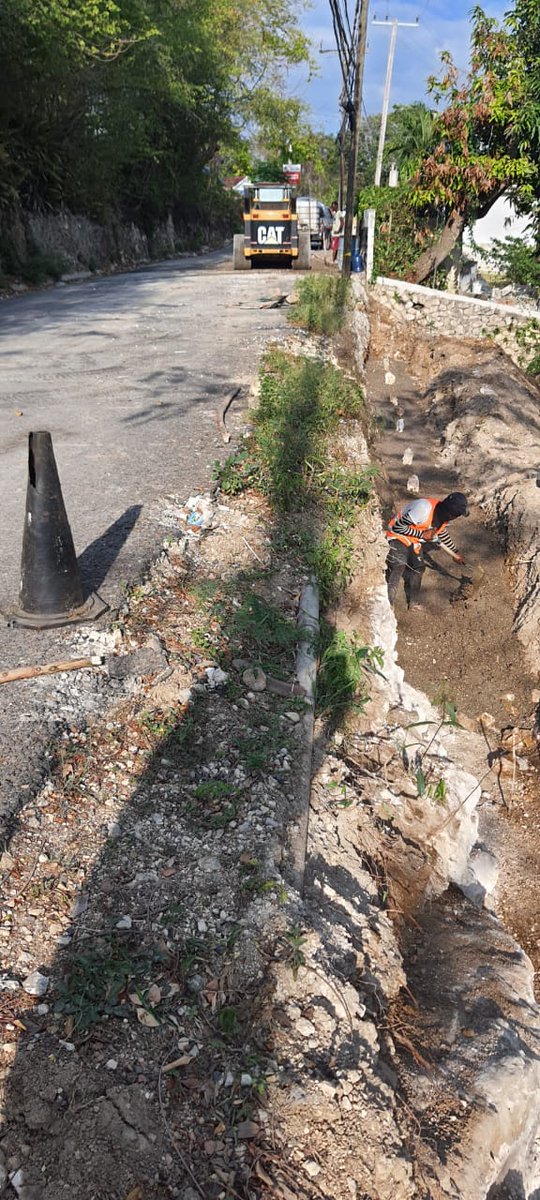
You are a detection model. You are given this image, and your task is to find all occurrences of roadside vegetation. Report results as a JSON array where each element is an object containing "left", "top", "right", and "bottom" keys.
[
  {"left": 288, "top": 274, "right": 351, "bottom": 336},
  {"left": 215, "top": 275, "right": 381, "bottom": 720},
  {"left": 0, "top": 0, "right": 323, "bottom": 276},
  {"left": 358, "top": 1, "right": 540, "bottom": 285}
]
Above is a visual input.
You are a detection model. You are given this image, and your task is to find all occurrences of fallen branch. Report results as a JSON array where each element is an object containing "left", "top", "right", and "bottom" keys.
[
  {"left": 0, "top": 656, "right": 104, "bottom": 686},
  {"left": 215, "top": 386, "right": 241, "bottom": 444},
  {"left": 259, "top": 294, "right": 288, "bottom": 309}
]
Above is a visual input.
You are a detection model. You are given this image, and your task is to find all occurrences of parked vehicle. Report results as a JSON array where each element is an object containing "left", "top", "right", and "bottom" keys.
[
  {"left": 296, "top": 196, "right": 325, "bottom": 250},
  {"left": 233, "top": 183, "right": 311, "bottom": 270}
]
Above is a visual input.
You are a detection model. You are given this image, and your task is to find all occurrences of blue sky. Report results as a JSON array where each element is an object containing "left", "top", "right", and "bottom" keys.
[{"left": 289, "top": 0, "right": 508, "bottom": 132}]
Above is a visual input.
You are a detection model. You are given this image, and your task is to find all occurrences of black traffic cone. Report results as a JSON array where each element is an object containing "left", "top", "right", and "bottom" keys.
[{"left": 2, "top": 431, "right": 108, "bottom": 629}]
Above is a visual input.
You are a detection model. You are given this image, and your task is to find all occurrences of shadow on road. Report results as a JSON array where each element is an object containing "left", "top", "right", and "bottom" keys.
[{"left": 78, "top": 504, "right": 143, "bottom": 596}]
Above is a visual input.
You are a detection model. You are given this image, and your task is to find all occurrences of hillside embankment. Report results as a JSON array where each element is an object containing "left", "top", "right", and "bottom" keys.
[{"left": 1, "top": 202, "right": 237, "bottom": 290}]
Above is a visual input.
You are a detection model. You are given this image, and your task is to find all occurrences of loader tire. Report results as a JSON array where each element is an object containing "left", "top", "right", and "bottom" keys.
[
  {"left": 233, "top": 233, "right": 250, "bottom": 270},
  {"left": 292, "top": 231, "right": 311, "bottom": 271}
]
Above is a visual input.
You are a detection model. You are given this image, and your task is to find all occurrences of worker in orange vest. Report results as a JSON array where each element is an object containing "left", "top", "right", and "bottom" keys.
[{"left": 385, "top": 492, "right": 469, "bottom": 607}]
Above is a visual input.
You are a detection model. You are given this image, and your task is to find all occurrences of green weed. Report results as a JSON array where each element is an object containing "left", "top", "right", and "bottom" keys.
[
  {"left": 214, "top": 350, "right": 365, "bottom": 515},
  {"left": 280, "top": 927, "right": 307, "bottom": 979},
  {"left": 217, "top": 1005, "right": 240, "bottom": 1035},
  {"left": 54, "top": 936, "right": 158, "bottom": 1032},
  {"left": 317, "top": 624, "right": 384, "bottom": 720},
  {"left": 194, "top": 781, "right": 234, "bottom": 801},
  {"left": 289, "top": 275, "right": 351, "bottom": 336},
  {"left": 230, "top": 594, "right": 298, "bottom": 659}
]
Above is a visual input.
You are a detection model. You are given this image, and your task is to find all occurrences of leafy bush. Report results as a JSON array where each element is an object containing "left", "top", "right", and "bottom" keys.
[
  {"left": 317, "top": 623, "right": 384, "bottom": 719},
  {"left": 488, "top": 236, "right": 540, "bottom": 295},
  {"left": 21, "top": 250, "right": 66, "bottom": 285},
  {"left": 356, "top": 183, "right": 438, "bottom": 280},
  {"left": 515, "top": 317, "right": 540, "bottom": 375},
  {"left": 289, "top": 275, "right": 351, "bottom": 336}
]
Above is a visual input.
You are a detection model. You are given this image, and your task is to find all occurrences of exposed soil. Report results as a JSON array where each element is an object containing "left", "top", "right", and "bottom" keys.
[{"left": 366, "top": 300, "right": 540, "bottom": 989}]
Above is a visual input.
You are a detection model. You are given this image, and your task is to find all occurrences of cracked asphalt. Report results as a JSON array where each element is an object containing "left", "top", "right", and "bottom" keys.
[{"left": 0, "top": 249, "right": 293, "bottom": 824}]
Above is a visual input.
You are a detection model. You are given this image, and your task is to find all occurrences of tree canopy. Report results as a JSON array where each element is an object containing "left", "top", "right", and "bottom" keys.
[
  {"left": 405, "top": 3, "right": 540, "bottom": 282},
  {"left": 0, "top": 0, "right": 312, "bottom": 225}
]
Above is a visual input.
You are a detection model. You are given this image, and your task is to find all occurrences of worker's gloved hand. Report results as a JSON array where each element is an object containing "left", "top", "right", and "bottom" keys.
[{"left": 454, "top": 553, "right": 466, "bottom": 565}]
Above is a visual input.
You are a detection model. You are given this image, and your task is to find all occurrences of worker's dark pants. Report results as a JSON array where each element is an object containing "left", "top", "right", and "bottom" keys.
[{"left": 386, "top": 540, "right": 425, "bottom": 607}]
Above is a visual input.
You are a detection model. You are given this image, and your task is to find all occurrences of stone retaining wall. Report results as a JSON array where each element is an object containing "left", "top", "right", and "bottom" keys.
[
  {"left": 0, "top": 202, "right": 236, "bottom": 285},
  {"left": 373, "top": 275, "right": 537, "bottom": 369}
]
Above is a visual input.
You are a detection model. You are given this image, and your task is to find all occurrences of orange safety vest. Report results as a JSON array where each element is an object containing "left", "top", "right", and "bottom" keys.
[{"left": 386, "top": 497, "right": 448, "bottom": 556}]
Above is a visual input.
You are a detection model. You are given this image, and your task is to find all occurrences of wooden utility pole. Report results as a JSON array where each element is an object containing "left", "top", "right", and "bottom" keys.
[
  {"left": 341, "top": 0, "right": 369, "bottom": 277},
  {"left": 373, "top": 18, "right": 418, "bottom": 187}
]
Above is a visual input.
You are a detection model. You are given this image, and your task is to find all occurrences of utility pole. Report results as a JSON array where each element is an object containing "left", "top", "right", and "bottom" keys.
[
  {"left": 373, "top": 17, "right": 418, "bottom": 187},
  {"left": 341, "top": 0, "right": 369, "bottom": 278}
]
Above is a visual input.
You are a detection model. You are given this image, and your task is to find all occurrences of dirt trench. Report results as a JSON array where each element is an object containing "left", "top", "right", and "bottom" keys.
[{"left": 366, "top": 301, "right": 540, "bottom": 988}]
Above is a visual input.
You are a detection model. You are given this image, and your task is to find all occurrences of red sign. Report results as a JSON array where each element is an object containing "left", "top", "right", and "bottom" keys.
[{"left": 283, "top": 162, "right": 301, "bottom": 185}]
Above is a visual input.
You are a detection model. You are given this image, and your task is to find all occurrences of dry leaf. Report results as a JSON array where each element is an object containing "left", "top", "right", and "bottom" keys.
[
  {"left": 14, "top": 410, "right": 23, "bottom": 417},
  {"left": 160, "top": 867, "right": 176, "bottom": 877},
  {"left": 123, "top": 1189, "right": 144, "bottom": 1200},
  {"left": 136, "top": 1007, "right": 159, "bottom": 1028},
  {"left": 162, "top": 1055, "right": 192, "bottom": 1072},
  {"left": 147, "top": 984, "right": 161, "bottom": 1005},
  {"left": 63, "top": 1016, "right": 74, "bottom": 1038}
]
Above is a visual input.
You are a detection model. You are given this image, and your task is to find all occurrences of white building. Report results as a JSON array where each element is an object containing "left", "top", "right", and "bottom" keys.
[{"left": 464, "top": 195, "right": 532, "bottom": 257}]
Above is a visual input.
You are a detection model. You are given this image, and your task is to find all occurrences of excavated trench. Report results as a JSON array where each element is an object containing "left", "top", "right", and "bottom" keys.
[
  {"left": 338, "top": 286, "right": 540, "bottom": 1198},
  {"left": 365, "top": 305, "right": 540, "bottom": 993}
]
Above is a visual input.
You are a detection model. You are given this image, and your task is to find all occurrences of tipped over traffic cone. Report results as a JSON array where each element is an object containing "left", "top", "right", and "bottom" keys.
[{"left": 1, "top": 431, "right": 108, "bottom": 629}]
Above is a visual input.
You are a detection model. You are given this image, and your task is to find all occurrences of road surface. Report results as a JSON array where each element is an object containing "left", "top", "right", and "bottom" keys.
[{"left": 0, "top": 249, "right": 294, "bottom": 822}]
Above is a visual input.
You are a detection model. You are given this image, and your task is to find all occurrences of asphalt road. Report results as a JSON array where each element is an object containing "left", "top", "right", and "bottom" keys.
[{"left": 0, "top": 249, "right": 293, "bottom": 820}]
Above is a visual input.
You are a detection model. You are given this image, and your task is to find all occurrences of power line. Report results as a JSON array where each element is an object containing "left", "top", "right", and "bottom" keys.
[{"left": 341, "top": 0, "right": 370, "bottom": 276}]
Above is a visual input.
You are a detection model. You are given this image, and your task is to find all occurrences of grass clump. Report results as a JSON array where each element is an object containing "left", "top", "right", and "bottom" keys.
[
  {"left": 289, "top": 274, "right": 351, "bottom": 336},
  {"left": 317, "top": 623, "right": 384, "bottom": 720},
  {"left": 214, "top": 348, "right": 373, "bottom": 625},
  {"left": 230, "top": 593, "right": 299, "bottom": 660},
  {"left": 214, "top": 349, "right": 367, "bottom": 515}
]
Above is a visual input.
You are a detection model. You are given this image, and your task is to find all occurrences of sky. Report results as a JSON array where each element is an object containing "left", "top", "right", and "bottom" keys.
[{"left": 289, "top": 0, "right": 509, "bottom": 133}]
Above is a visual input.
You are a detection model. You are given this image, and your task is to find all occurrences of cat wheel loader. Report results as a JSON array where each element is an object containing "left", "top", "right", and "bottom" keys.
[{"left": 233, "top": 183, "right": 311, "bottom": 270}]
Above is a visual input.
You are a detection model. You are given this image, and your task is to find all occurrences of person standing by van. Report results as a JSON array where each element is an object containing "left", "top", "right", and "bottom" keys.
[{"left": 330, "top": 202, "right": 345, "bottom": 263}]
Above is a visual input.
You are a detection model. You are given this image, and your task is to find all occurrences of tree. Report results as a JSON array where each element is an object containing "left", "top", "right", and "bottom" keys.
[
  {"left": 406, "top": 5, "right": 539, "bottom": 284},
  {"left": 487, "top": 236, "right": 540, "bottom": 294},
  {"left": 0, "top": 0, "right": 313, "bottom": 225},
  {"left": 385, "top": 103, "right": 436, "bottom": 181}
]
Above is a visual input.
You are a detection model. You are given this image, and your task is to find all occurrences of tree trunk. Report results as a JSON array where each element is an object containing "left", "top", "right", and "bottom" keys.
[{"left": 406, "top": 208, "right": 466, "bottom": 285}]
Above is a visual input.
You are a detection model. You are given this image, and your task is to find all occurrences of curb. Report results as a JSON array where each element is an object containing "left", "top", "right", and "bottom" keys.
[{"left": 285, "top": 577, "right": 320, "bottom": 896}]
